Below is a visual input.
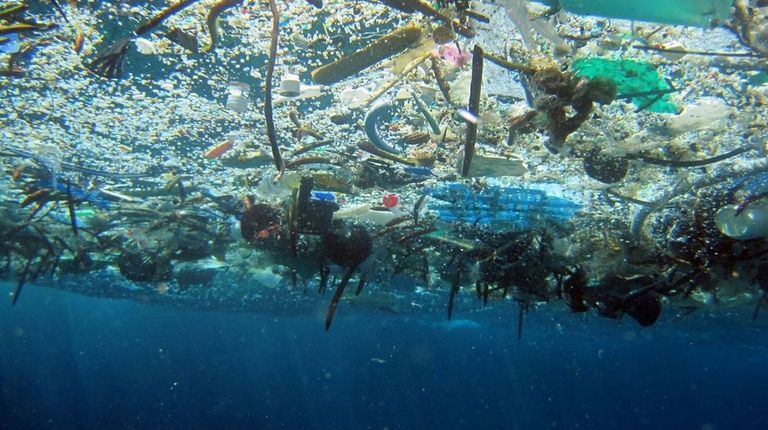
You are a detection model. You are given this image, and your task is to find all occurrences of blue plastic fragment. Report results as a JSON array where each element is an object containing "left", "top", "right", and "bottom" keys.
[
  {"left": 0, "top": 33, "right": 21, "bottom": 54},
  {"left": 403, "top": 166, "right": 435, "bottom": 177},
  {"left": 311, "top": 191, "right": 336, "bottom": 202},
  {"left": 364, "top": 103, "right": 400, "bottom": 154},
  {"left": 32, "top": 179, "right": 112, "bottom": 209},
  {"left": 424, "top": 183, "right": 581, "bottom": 227}
]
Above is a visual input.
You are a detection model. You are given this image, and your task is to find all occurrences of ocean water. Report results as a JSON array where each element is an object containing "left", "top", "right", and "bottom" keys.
[{"left": 2, "top": 281, "right": 766, "bottom": 430}]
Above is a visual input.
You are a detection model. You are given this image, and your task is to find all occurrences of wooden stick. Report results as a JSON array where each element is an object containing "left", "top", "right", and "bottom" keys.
[{"left": 461, "top": 44, "right": 483, "bottom": 177}]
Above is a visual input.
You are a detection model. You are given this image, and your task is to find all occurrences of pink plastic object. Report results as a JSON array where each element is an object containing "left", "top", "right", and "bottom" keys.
[{"left": 438, "top": 44, "right": 472, "bottom": 67}]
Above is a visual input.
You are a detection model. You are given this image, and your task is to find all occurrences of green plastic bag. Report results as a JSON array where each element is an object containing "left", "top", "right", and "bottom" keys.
[{"left": 571, "top": 57, "right": 678, "bottom": 113}]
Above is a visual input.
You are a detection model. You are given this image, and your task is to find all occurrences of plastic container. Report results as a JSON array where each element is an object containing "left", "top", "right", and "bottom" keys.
[
  {"left": 225, "top": 81, "right": 250, "bottom": 113},
  {"left": 536, "top": 0, "right": 732, "bottom": 27},
  {"left": 297, "top": 178, "right": 339, "bottom": 234}
]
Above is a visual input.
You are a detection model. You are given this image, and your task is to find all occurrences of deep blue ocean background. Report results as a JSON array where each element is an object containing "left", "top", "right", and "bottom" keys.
[{"left": 1, "top": 280, "right": 767, "bottom": 430}]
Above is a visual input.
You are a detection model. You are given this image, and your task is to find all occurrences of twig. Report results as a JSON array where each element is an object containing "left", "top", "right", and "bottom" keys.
[
  {"left": 135, "top": 0, "right": 200, "bottom": 35},
  {"left": 379, "top": 0, "right": 474, "bottom": 38},
  {"left": 291, "top": 140, "right": 332, "bottom": 157},
  {"left": 615, "top": 87, "right": 682, "bottom": 100},
  {"left": 358, "top": 141, "right": 418, "bottom": 166}
]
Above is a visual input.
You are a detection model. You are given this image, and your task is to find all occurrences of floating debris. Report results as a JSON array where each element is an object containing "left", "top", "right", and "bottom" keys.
[
  {"left": 1, "top": 0, "right": 767, "bottom": 333},
  {"left": 460, "top": 44, "right": 484, "bottom": 177},
  {"left": 204, "top": 139, "right": 235, "bottom": 159},
  {"left": 166, "top": 28, "right": 199, "bottom": 53},
  {"left": 311, "top": 24, "right": 423, "bottom": 86}
]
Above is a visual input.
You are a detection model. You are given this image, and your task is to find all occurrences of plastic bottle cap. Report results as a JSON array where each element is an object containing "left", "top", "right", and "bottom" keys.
[
  {"left": 280, "top": 73, "right": 301, "bottom": 97},
  {"left": 226, "top": 95, "right": 248, "bottom": 113},
  {"left": 382, "top": 194, "right": 399, "bottom": 208},
  {"left": 226, "top": 82, "right": 250, "bottom": 113}
]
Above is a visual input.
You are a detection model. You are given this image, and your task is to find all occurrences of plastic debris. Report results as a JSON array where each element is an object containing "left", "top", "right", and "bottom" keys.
[
  {"left": 225, "top": 81, "right": 250, "bottom": 113},
  {"left": 456, "top": 149, "right": 527, "bottom": 178},
  {"left": 571, "top": 58, "right": 678, "bottom": 113},
  {"left": 382, "top": 193, "right": 399, "bottom": 208},
  {"left": 424, "top": 183, "right": 581, "bottom": 228},
  {"left": 134, "top": 37, "right": 156, "bottom": 55},
  {"left": 535, "top": 0, "right": 732, "bottom": 27},
  {"left": 664, "top": 97, "right": 734, "bottom": 135},
  {"left": 716, "top": 202, "right": 768, "bottom": 240},
  {"left": 0, "top": 33, "right": 20, "bottom": 54}
]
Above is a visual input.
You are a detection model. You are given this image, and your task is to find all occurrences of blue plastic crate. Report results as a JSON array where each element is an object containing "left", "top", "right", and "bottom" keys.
[{"left": 424, "top": 183, "right": 581, "bottom": 228}]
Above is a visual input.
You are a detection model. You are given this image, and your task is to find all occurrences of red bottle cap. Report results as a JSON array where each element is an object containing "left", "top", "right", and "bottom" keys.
[{"left": 382, "top": 193, "right": 399, "bottom": 209}]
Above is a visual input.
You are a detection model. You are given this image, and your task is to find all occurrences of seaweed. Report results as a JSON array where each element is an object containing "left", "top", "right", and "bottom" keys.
[
  {"left": 533, "top": 67, "right": 616, "bottom": 152},
  {"left": 201, "top": 0, "right": 243, "bottom": 53},
  {"left": 379, "top": 0, "right": 474, "bottom": 38},
  {"left": 86, "top": 37, "right": 131, "bottom": 79},
  {"left": 632, "top": 145, "right": 759, "bottom": 168},
  {"left": 264, "top": 0, "right": 285, "bottom": 172}
]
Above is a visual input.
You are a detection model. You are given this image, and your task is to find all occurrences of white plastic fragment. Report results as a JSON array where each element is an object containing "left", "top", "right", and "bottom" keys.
[
  {"left": 135, "top": 37, "right": 156, "bottom": 55},
  {"left": 457, "top": 109, "right": 478, "bottom": 124},
  {"left": 279, "top": 72, "right": 301, "bottom": 97},
  {"left": 456, "top": 148, "right": 527, "bottom": 177},
  {"left": 715, "top": 202, "right": 768, "bottom": 240},
  {"left": 665, "top": 97, "right": 734, "bottom": 135}
]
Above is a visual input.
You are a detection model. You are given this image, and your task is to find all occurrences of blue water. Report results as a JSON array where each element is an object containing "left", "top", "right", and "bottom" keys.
[{"left": 1, "top": 282, "right": 767, "bottom": 430}]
